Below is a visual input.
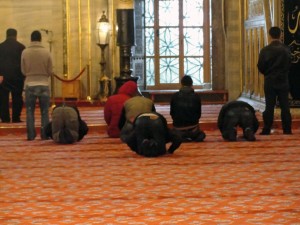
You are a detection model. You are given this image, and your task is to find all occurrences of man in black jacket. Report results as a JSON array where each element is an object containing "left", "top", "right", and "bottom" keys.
[
  {"left": 257, "top": 26, "right": 292, "bottom": 135},
  {"left": 0, "top": 28, "right": 25, "bottom": 123},
  {"left": 125, "top": 112, "right": 181, "bottom": 157},
  {"left": 170, "top": 75, "right": 206, "bottom": 142},
  {"left": 218, "top": 100, "right": 259, "bottom": 141}
]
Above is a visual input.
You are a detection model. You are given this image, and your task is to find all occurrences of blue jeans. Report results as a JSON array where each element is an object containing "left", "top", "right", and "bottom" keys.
[{"left": 25, "top": 85, "right": 50, "bottom": 140}]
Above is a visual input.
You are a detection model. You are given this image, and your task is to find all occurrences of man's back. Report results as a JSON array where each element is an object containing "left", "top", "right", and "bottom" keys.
[
  {"left": 124, "top": 96, "right": 155, "bottom": 123},
  {"left": 170, "top": 87, "right": 201, "bottom": 127},
  {"left": 0, "top": 38, "right": 25, "bottom": 80},
  {"left": 52, "top": 106, "right": 79, "bottom": 144},
  {"left": 21, "top": 42, "right": 52, "bottom": 80}
]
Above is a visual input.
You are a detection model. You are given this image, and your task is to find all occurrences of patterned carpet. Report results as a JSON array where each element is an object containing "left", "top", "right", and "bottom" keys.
[{"left": 1, "top": 105, "right": 300, "bottom": 224}]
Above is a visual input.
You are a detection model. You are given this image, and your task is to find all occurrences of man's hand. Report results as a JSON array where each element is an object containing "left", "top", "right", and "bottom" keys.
[{"left": 0, "top": 75, "right": 3, "bottom": 84}]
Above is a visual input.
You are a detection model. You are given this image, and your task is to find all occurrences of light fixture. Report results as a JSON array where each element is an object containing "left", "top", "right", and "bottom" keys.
[
  {"left": 97, "top": 11, "right": 110, "bottom": 45},
  {"left": 96, "top": 11, "right": 111, "bottom": 102}
]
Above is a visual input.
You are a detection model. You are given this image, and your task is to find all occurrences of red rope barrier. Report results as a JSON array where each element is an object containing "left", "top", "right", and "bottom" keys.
[{"left": 53, "top": 67, "right": 86, "bottom": 83}]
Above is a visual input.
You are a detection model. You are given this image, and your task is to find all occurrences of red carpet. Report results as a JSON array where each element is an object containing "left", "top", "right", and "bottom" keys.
[{"left": 1, "top": 105, "right": 300, "bottom": 224}]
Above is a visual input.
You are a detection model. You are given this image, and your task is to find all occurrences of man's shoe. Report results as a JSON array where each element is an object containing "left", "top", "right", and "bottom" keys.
[
  {"left": 194, "top": 131, "right": 206, "bottom": 142},
  {"left": 244, "top": 128, "right": 256, "bottom": 141},
  {"left": 12, "top": 119, "right": 23, "bottom": 123},
  {"left": 222, "top": 129, "right": 237, "bottom": 141},
  {"left": 1, "top": 118, "right": 10, "bottom": 123},
  {"left": 283, "top": 130, "right": 292, "bottom": 135},
  {"left": 260, "top": 128, "right": 270, "bottom": 135},
  {"left": 228, "top": 130, "right": 237, "bottom": 141}
]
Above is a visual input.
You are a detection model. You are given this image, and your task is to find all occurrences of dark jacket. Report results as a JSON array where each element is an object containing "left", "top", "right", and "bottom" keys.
[
  {"left": 257, "top": 40, "right": 291, "bottom": 89},
  {"left": 104, "top": 81, "right": 137, "bottom": 138},
  {"left": 0, "top": 37, "right": 25, "bottom": 81},
  {"left": 125, "top": 112, "right": 181, "bottom": 157},
  {"left": 217, "top": 101, "right": 259, "bottom": 132},
  {"left": 170, "top": 86, "right": 201, "bottom": 127}
]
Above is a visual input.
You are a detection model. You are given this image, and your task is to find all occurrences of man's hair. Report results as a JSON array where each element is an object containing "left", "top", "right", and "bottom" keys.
[
  {"left": 6, "top": 28, "right": 17, "bottom": 38},
  {"left": 269, "top": 27, "right": 281, "bottom": 39},
  {"left": 59, "top": 127, "right": 75, "bottom": 144},
  {"left": 31, "top": 30, "right": 42, "bottom": 42},
  {"left": 139, "top": 139, "right": 162, "bottom": 157},
  {"left": 181, "top": 75, "right": 193, "bottom": 87}
]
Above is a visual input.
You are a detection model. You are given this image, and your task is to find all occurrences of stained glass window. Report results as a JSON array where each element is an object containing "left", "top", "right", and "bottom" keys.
[{"left": 144, "top": 0, "right": 211, "bottom": 88}]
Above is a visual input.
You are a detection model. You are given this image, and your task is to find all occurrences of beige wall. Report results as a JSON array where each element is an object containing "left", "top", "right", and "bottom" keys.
[
  {"left": 2, "top": 0, "right": 277, "bottom": 102},
  {"left": 0, "top": 0, "right": 107, "bottom": 99}
]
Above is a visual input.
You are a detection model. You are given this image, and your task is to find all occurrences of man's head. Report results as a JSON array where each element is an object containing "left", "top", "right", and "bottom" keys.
[
  {"left": 139, "top": 138, "right": 165, "bottom": 157},
  {"left": 58, "top": 127, "right": 76, "bottom": 144},
  {"left": 31, "top": 30, "right": 42, "bottom": 42},
  {"left": 6, "top": 28, "right": 17, "bottom": 39},
  {"left": 269, "top": 26, "right": 281, "bottom": 40},
  {"left": 181, "top": 75, "right": 193, "bottom": 87}
]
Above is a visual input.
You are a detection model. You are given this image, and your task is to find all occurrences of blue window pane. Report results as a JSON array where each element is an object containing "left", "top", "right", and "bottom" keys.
[
  {"left": 145, "top": 0, "right": 155, "bottom": 26},
  {"left": 145, "top": 28, "right": 155, "bottom": 56},
  {"left": 184, "top": 28, "right": 204, "bottom": 56},
  {"left": 160, "top": 57, "right": 179, "bottom": 83},
  {"left": 183, "top": 0, "right": 204, "bottom": 26},
  {"left": 184, "top": 57, "right": 204, "bottom": 85},
  {"left": 146, "top": 58, "right": 155, "bottom": 85},
  {"left": 159, "top": 28, "right": 179, "bottom": 56},
  {"left": 159, "top": 0, "right": 179, "bottom": 26}
]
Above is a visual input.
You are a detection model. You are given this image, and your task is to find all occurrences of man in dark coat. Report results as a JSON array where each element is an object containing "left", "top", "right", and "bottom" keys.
[
  {"left": 257, "top": 26, "right": 292, "bottom": 135},
  {"left": 218, "top": 100, "right": 259, "bottom": 141},
  {"left": 124, "top": 112, "right": 181, "bottom": 157},
  {"left": 170, "top": 75, "right": 206, "bottom": 142},
  {"left": 0, "top": 28, "right": 25, "bottom": 123}
]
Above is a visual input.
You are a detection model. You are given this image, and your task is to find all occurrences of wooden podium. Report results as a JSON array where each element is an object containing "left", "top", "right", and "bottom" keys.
[{"left": 62, "top": 80, "right": 81, "bottom": 100}]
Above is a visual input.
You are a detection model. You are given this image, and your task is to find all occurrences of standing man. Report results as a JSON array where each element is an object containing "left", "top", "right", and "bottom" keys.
[
  {"left": 21, "top": 30, "right": 53, "bottom": 140},
  {"left": 0, "top": 28, "right": 25, "bottom": 123},
  {"left": 257, "top": 26, "right": 292, "bottom": 135},
  {"left": 170, "top": 75, "right": 206, "bottom": 142}
]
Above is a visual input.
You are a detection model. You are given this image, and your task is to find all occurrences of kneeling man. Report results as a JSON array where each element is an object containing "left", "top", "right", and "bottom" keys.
[
  {"left": 124, "top": 112, "right": 182, "bottom": 157},
  {"left": 45, "top": 104, "right": 88, "bottom": 144},
  {"left": 218, "top": 101, "right": 259, "bottom": 141}
]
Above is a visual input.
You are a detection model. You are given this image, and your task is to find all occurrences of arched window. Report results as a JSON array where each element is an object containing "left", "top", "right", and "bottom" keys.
[{"left": 133, "top": 0, "right": 211, "bottom": 90}]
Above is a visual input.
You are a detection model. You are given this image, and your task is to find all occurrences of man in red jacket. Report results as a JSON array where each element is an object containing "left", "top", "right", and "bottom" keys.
[{"left": 104, "top": 81, "right": 138, "bottom": 137}]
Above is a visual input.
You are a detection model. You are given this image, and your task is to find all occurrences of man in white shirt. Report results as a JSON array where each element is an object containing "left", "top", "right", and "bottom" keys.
[{"left": 21, "top": 30, "right": 53, "bottom": 140}]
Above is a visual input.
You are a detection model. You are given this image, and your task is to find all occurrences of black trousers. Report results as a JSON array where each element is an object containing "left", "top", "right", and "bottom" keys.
[
  {"left": 263, "top": 84, "right": 291, "bottom": 131},
  {"left": 126, "top": 115, "right": 167, "bottom": 157},
  {"left": 222, "top": 107, "right": 256, "bottom": 139},
  {"left": 0, "top": 80, "right": 24, "bottom": 122}
]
